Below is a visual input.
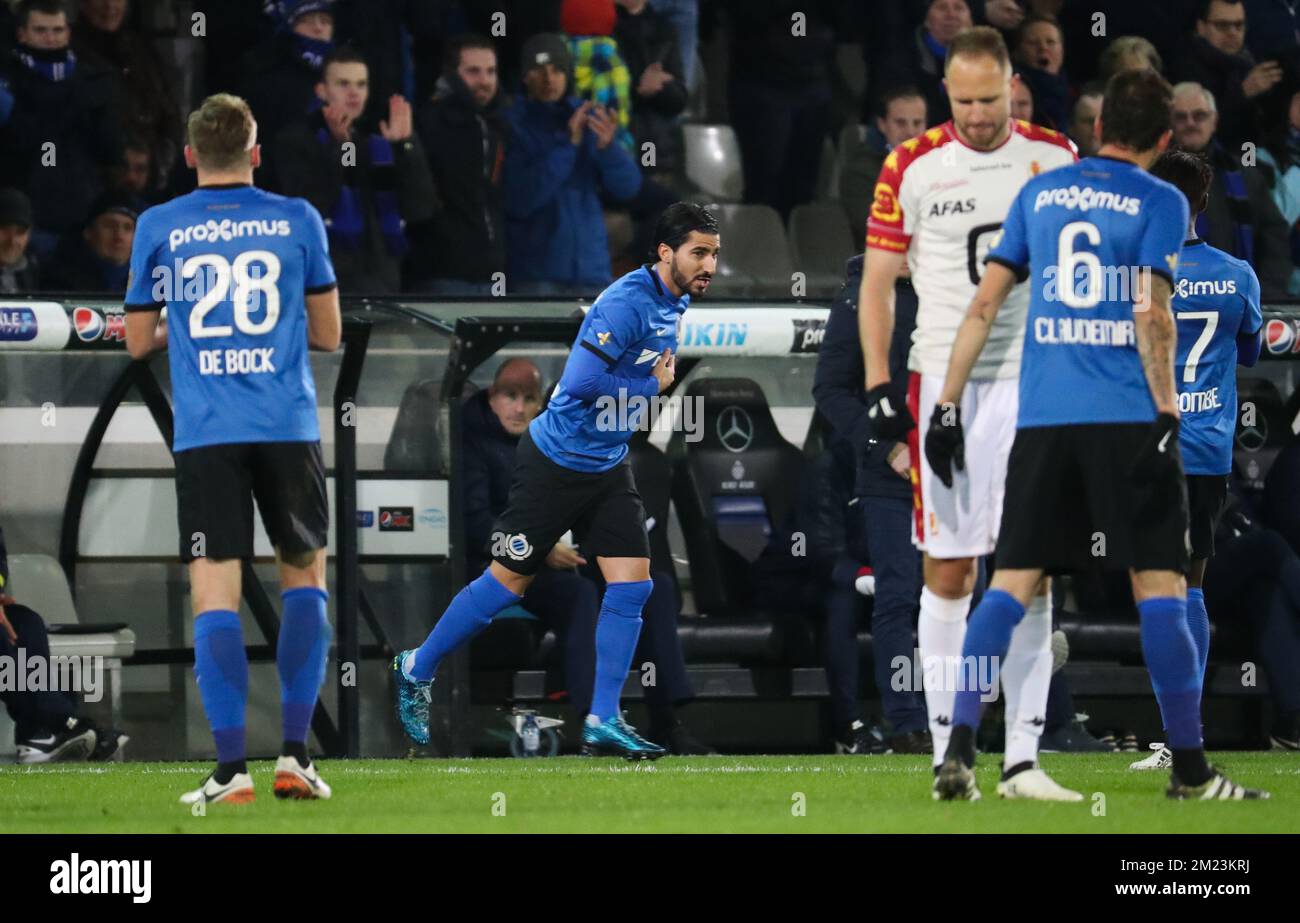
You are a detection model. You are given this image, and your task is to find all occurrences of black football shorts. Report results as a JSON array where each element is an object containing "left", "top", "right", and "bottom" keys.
[
  {"left": 174, "top": 440, "right": 328, "bottom": 562},
  {"left": 489, "top": 429, "right": 650, "bottom": 576},
  {"left": 995, "top": 423, "right": 1190, "bottom": 574}
]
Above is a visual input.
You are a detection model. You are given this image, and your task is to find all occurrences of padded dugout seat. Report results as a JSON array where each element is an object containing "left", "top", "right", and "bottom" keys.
[
  {"left": 0, "top": 555, "right": 135, "bottom": 757},
  {"left": 667, "top": 378, "right": 812, "bottom": 664},
  {"left": 384, "top": 378, "right": 445, "bottom": 473}
]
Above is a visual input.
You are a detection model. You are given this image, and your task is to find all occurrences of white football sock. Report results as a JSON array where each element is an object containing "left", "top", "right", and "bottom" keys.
[
  {"left": 919, "top": 587, "right": 971, "bottom": 768},
  {"left": 1001, "top": 593, "right": 1052, "bottom": 770}
]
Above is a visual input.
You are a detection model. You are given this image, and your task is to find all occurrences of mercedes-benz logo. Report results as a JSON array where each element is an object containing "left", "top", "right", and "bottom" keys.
[
  {"left": 717, "top": 405, "right": 754, "bottom": 453},
  {"left": 1237, "top": 415, "right": 1268, "bottom": 452}
]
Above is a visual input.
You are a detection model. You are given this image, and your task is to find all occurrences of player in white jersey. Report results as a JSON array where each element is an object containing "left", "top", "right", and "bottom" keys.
[{"left": 859, "top": 27, "right": 1078, "bottom": 800}]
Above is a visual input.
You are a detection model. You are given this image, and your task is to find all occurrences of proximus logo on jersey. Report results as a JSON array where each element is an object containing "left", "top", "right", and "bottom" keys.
[
  {"left": 168, "top": 218, "right": 292, "bottom": 252},
  {"left": 1176, "top": 278, "right": 1237, "bottom": 298},
  {"left": 1033, "top": 185, "right": 1141, "bottom": 216}
]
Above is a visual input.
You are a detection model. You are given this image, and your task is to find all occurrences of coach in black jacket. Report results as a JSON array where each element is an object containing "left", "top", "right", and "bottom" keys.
[
  {"left": 408, "top": 35, "right": 507, "bottom": 292},
  {"left": 812, "top": 255, "right": 929, "bottom": 749}
]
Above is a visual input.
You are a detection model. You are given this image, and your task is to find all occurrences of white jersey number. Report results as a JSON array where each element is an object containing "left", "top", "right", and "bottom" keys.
[
  {"left": 1058, "top": 221, "right": 1102, "bottom": 309},
  {"left": 1178, "top": 311, "right": 1219, "bottom": 383},
  {"left": 186, "top": 251, "right": 282, "bottom": 339}
]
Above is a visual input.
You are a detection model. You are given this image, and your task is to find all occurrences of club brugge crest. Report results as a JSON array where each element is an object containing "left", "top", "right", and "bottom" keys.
[{"left": 506, "top": 533, "right": 533, "bottom": 561}]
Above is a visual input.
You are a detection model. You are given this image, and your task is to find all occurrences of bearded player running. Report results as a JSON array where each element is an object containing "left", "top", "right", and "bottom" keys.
[
  {"left": 392, "top": 203, "right": 719, "bottom": 759},
  {"left": 860, "top": 27, "right": 1078, "bottom": 800}
]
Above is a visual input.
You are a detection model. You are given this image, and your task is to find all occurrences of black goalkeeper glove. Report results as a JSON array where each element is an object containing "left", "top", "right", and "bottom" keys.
[
  {"left": 1130, "top": 412, "right": 1180, "bottom": 483},
  {"left": 865, "top": 382, "right": 916, "bottom": 441},
  {"left": 924, "top": 403, "right": 965, "bottom": 489}
]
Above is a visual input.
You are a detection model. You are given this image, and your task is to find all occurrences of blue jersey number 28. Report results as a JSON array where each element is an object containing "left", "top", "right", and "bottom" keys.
[{"left": 185, "top": 251, "right": 282, "bottom": 339}]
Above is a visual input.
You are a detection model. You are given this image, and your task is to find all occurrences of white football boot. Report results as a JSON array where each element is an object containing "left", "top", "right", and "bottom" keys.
[
  {"left": 273, "top": 755, "right": 332, "bottom": 800},
  {"left": 179, "top": 771, "right": 255, "bottom": 805},
  {"left": 1130, "top": 742, "right": 1173, "bottom": 771},
  {"left": 996, "top": 766, "right": 1083, "bottom": 801}
]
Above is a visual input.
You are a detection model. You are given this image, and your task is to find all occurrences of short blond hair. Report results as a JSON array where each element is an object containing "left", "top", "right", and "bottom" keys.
[
  {"left": 945, "top": 26, "right": 1011, "bottom": 74},
  {"left": 186, "top": 94, "right": 257, "bottom": 171}
]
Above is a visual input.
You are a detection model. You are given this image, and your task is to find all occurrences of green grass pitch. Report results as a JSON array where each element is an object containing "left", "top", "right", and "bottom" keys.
[{"left": 2, "top": 753, "right": 1296, "bottom": 834}]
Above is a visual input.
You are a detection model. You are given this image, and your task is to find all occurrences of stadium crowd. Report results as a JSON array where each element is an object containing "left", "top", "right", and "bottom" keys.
[{"left": 3, "top": 0, "right": 1300, "bottom": 299}]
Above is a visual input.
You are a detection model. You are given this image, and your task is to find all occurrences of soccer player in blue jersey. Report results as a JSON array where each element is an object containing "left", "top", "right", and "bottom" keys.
[
  {"left": 924, "top": 69, "right": 1268, "bottom": 799},
  {"left": 1128, "top": 150, "right": 1263, "bottom": 772},
  {"left": 392, "top": 203, "right": 719, "bottom": 759},
  {"left": 123, "top": 94, "right": 342, "bottom": 804}
]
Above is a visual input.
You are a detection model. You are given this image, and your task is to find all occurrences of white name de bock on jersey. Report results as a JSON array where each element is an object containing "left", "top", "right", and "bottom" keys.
[{"left": 866, "top": 120, "right": 1077, "bottom": 380}]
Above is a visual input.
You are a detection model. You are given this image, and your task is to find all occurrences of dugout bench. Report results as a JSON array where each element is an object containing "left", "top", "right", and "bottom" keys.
[{"left": 3, "top": 297, "right": 1299, "bottom": 756}]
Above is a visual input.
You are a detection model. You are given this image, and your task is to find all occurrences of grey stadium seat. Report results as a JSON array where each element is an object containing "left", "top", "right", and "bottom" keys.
[
  {"left": 683, "top": 124, "right": 744, "bottom": 202},
  {"left": 814, "top": 136, "right": 840, "bottom": 202},
  {"left": 707, "top": 203, "right": 794, "bottom": 298},
  {"left": 788, "top": 202, "right": 857, "bottom": 298}
]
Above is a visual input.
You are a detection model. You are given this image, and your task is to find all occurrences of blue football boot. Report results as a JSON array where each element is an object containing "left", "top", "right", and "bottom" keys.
[
  {"left": 581, "top": 715, "right": 668, "bottom": 761},
  {"left": 392, "top": 650, "right": 433, "bottom": 745}
]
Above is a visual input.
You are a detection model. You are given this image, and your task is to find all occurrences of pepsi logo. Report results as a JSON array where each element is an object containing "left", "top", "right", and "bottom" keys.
[
  {"left": 73, "top": 306, "right": 104, "bottom": 342},
  {"left": 1265, "top": 318, "right": 1294, "bottom": 355},
  {"left": 378, "top": 506, "right": 414, "bottom": 532}
]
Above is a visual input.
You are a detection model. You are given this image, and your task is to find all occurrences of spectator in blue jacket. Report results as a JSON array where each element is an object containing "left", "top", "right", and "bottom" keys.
[
  {"left": 237, "top": 0, "right": 337, "bottom": 156},
  {"left": 0, "top": 0, "right": 124, "bottom": 254},
  {"left": 504, "top": 32, "right": 641, "bottom": 295}
]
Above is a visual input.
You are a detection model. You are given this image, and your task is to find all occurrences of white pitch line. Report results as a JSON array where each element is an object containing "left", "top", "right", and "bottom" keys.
[{"left": 0, "top": 759, "right": 936, "bottom": 778}]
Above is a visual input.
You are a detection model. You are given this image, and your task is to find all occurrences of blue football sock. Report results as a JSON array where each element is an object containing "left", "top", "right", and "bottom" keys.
[
  {"left": 590, "top": 580, "right": 653, "bottom": 721},
  {"left": 194, "top": 610, "right": 248, "bottom": 765},
  {"left": 1185, "top": 587, "right": 1210, "bottom": 691},
  {"left": 278, "top": 587, "right": 331, "bottom": 745},
  {"left": 951, "top": 589, "right": 1025, "bottom": 730},
  {"left": 408, "top": 569, "right": 521, "bottom": 681},
  {"left": 1138, "top": 596, "right": 1202, "bottom": 750}
]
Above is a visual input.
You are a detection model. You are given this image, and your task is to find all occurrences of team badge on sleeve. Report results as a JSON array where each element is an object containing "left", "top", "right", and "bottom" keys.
[{"left": 871, "top": 182, "right": 901, "bottom": 224}]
